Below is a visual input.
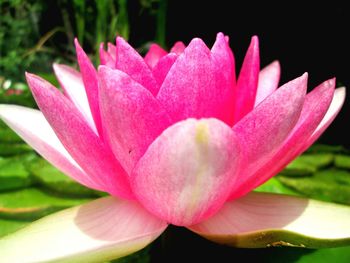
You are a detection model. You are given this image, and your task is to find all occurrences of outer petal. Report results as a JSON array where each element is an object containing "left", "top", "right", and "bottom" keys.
[
  {"left": 233, "top": 36, "right": 260, "bottom": 123},
  {"left": 0, "top": 105, "right": 100, "bottom": 190},
  {"left": 115, "top": 37, "right": 159, "bottom": 95},
  {"left": 99, "top": 66, "right": 172, "bottom": 174},
  {"left": 211, "top": 32, "right": 236, "bottom": 125},
  {"left": 230, "top": 79, "right": 338, "bottom": 199},
  {"left": 306, "top": 87, "right": 346, "bottom": 146},
  {"left": 53, "top": 63, "right": 96, "bottom": 132},
  {"left": 107, "top": 42, "right": 117, "bottom": 59},
  {"left": 99, "top": 43, "right": 116, "bottom": 68},
  {"left": 144, "top": 43, "right": 168, "bottom": 68},
  {"left": 189, "top": 192, "right": 350, "bottom": 248},
  {"left": 254, "top": 60, "right": 281, "bottom": 106},
  {"left": 157, "top": 38, "right": 235, "bottom": 125},
  {"left": 170, "top": 41, "right": 186, "bottom": 54},
  {"left": 26, "top": 73, "right": 134, "bottom": 199},
  {"left": 132, "top": 118, "right": 241, "bottom": 226},
  {"left": 75, "top": 39, "right": 103, "bottom": 137},
  {"left": 229, "top": 74, "right": 307, "bottom": 199},
  {"left": 152, "top": 53, "right": 178, "bottom": 86},
  {"left": 0, "top": 197, "right": 168, "bottom": 262}
]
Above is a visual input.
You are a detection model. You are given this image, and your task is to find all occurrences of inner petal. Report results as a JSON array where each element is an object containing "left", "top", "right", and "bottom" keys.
[{"left": 131, "top": 118, "right": 241, "bottom": 226}]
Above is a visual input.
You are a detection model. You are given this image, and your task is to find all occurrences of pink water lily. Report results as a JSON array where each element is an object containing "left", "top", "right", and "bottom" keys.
[{"left": 0, "top": 33, "right": 349, "bottom": 262}]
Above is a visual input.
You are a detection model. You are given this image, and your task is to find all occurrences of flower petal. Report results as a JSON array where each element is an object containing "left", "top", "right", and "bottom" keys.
[
  {"left": 157, "top": 38, "right": 235, "bottom": 125},
  {"left": 26, "top": 73, "right": 134, "bottom": 199},
  {"left": 107, "top": 42, "right": 117, "bottom": 59},
  {"left": 152, "top": 53, "right": 178, "bottom": 86},
  {"left": 229, "top": 74, "right": 307, "bottom": 199},
  {"left": 254, "top": 60, "right": 281, "bottom": 106},
  {"left": 233, "top": 36, "right": 260, "bottom": 123},
  {"left": 0, "top": 196, "right": 167, "bottom": 262},
  {"left": 211, "top": 32, "right": 236, "bottom": 125},
  {"left": 170, "top": 41, "right": 186, "bottom": 54},
  {"left": 306, "top": 87, "right": 346, "bottom": 146},
  {"left": 53, "top": 63, "right": 96, "bottom": 132},
  {"left": 75, "top": 39, "right": 103, "bottom": 137},
  {"left": 132, "top": 118, "right": 241, "bottom": 226},
  {"left": 0, "top": 105, "right": 99, "bottom": 190},
  {"left": 144, "top": 43, "right": 168, "bottom": 68},
  {"left": 189, "top": 192, "right": 350, "bottom": 248},
  {"left": 99, "top": 43, "right": 116, "bottom": 68},
  {"left": 116, "top": 37, "right": 159, "bottom": 95},
  {"left": 98, "top": 66, "right": 172, "bottom": 174},
  {"left": 230, "top": 79, "right": 338, "bottom": 199}
]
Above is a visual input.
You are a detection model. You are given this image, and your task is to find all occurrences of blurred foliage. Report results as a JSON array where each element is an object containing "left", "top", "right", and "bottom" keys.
[{"left": 0, "top": 0, "right": 167, "bottom": 84}]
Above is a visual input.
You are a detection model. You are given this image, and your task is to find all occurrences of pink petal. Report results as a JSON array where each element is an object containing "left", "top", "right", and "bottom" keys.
[
  {"left": 53, "top": 63, "right": 96, "bottom": 132},
  {"left": 99, "top": 43, "right": 116, "bottom": 68},
  {"left": 211, "top": 32, "right": 236, "bottom": 125},
  {"left": 0, "top": 196, "right": 168, "bottom": 262},
  {"left": 0, "top": 105, "right": 100, "bottom": 190},
  {"left": 170, "top": 41, "right": 186, "bottom": 54},
  {"left": 230, "top": 78, "right": 337, "bottom": 199},
  {"left": 306, "top": 87, "right": 346, "bottom": 146},
  {"left": 98, "top": 66, "right": 172, "bottom": 174},
  {"left": 228, "top": 73, "right": 307, "bottom": 199},
  {"left": 26, "top": 73, "right": 134, "bottom": 199},
  {"left": 75, "top": 39, "right": 103, "bottom": 137},
  {"left": 233, "top": 36, "right": 260, "bottom": 123},
  {"left": 254, "top": 60, "right": 281, "bottom": 106},
  {"left": 107, "top": 43, "right": 117, "bottom": 59},
  {"left": 144, "top": 43, "right": 168, "bottom": 68},
  {"left": 157, "top": 38, "right": 235, "bottom": 125},
  {"left": 189, "top": 192, "right": 350, "bottom": 248},
  {"left": 115, "top": 37, "right": 159, "bottom": 95},
  {"left": 152, "top": 53, "right": 178, "bottom": 86},
  {"left": 131, "top": 118, "right": 241, "bottom": 226}
]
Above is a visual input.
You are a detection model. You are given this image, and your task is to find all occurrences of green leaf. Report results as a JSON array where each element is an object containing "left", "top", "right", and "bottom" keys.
[
  {"left": 0, "top": 121, "right": 23, "bottom": 143},
  {"left": 307, "top": 144, "right": 347, "bottom": 154},
  {"left": 190, "top": 192, "right": 350, "bottom": 248},
  {"left": 278, "top": 169, "right": 350, "bottom": 205},
  {"left": 0, "top": 187, "right": 93, "bottom": 220},
  {"left": 296, "top": 246, "right": 350, "bottom": 262},
  {"left": 0, "top": 142, "right": 33, "bottom": 156},
  {"left": 281, "top": 154, "right": 333, "bottom": 177},
  {"left": 28, "top": 158, "right": 97, "bottom": 197},
  {"left": 0, "top": 196, "right": 167, "bottom": 262},
  {"left": 0, "top": 154, "right": 35, "bottom": 191},
  {"left": 334, "top": 155, "right": 350, "bottom": 170},
  {"left": 254, "top": 177, "right": 300, "bottom": 195},
  {"left": 0, "top": 218, "right": 29, "bottom": 238}
]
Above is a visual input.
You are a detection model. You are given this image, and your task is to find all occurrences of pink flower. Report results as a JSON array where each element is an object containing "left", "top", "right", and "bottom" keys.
[{"left": 0, "top": 33, "right": 347, "bottom": 262}]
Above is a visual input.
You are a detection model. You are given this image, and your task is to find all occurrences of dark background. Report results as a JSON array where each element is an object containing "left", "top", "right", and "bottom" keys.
[{"left": 128, "top": 1, "right": 349, "bottom": 148}]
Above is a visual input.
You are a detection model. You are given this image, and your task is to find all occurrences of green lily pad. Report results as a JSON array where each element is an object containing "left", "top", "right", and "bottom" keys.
[
  {"left": 281, "top": 154, "right": 333, "bottom": 177},
  {"left": 0, "top": 154, "right": 35, "bottom": 191},
  {"left": 28, "top": 158, "right": 97, "bottom": 197},
  {"left": 277, "top": 169, "right": 350, "bottom": 205},
  {"left": 255, "top": 177, "right": 300, "bottom": 195},
  {"left": 282, "top": 159, "right": 317, "bottom": 176},
  {"left": 0, "top": 187, "right": 93, "bottom": 220},
  {"left": 334, "top": 155, "right": 350, "bottom": 170},
  {"left": 0, "top": 122, "right": 23, "bottom": 143},
  {"left": 0, "top": 143, "right": 33, "bottom": 156},
  {"left": 296, "top": 246, "right": 350, "bottom": 262},
  {"left": 0, "top": 218, "right": 29, "bottom": 238},
  {"left": 307, "top": 144, "right": 347, "bottom": 154}
]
